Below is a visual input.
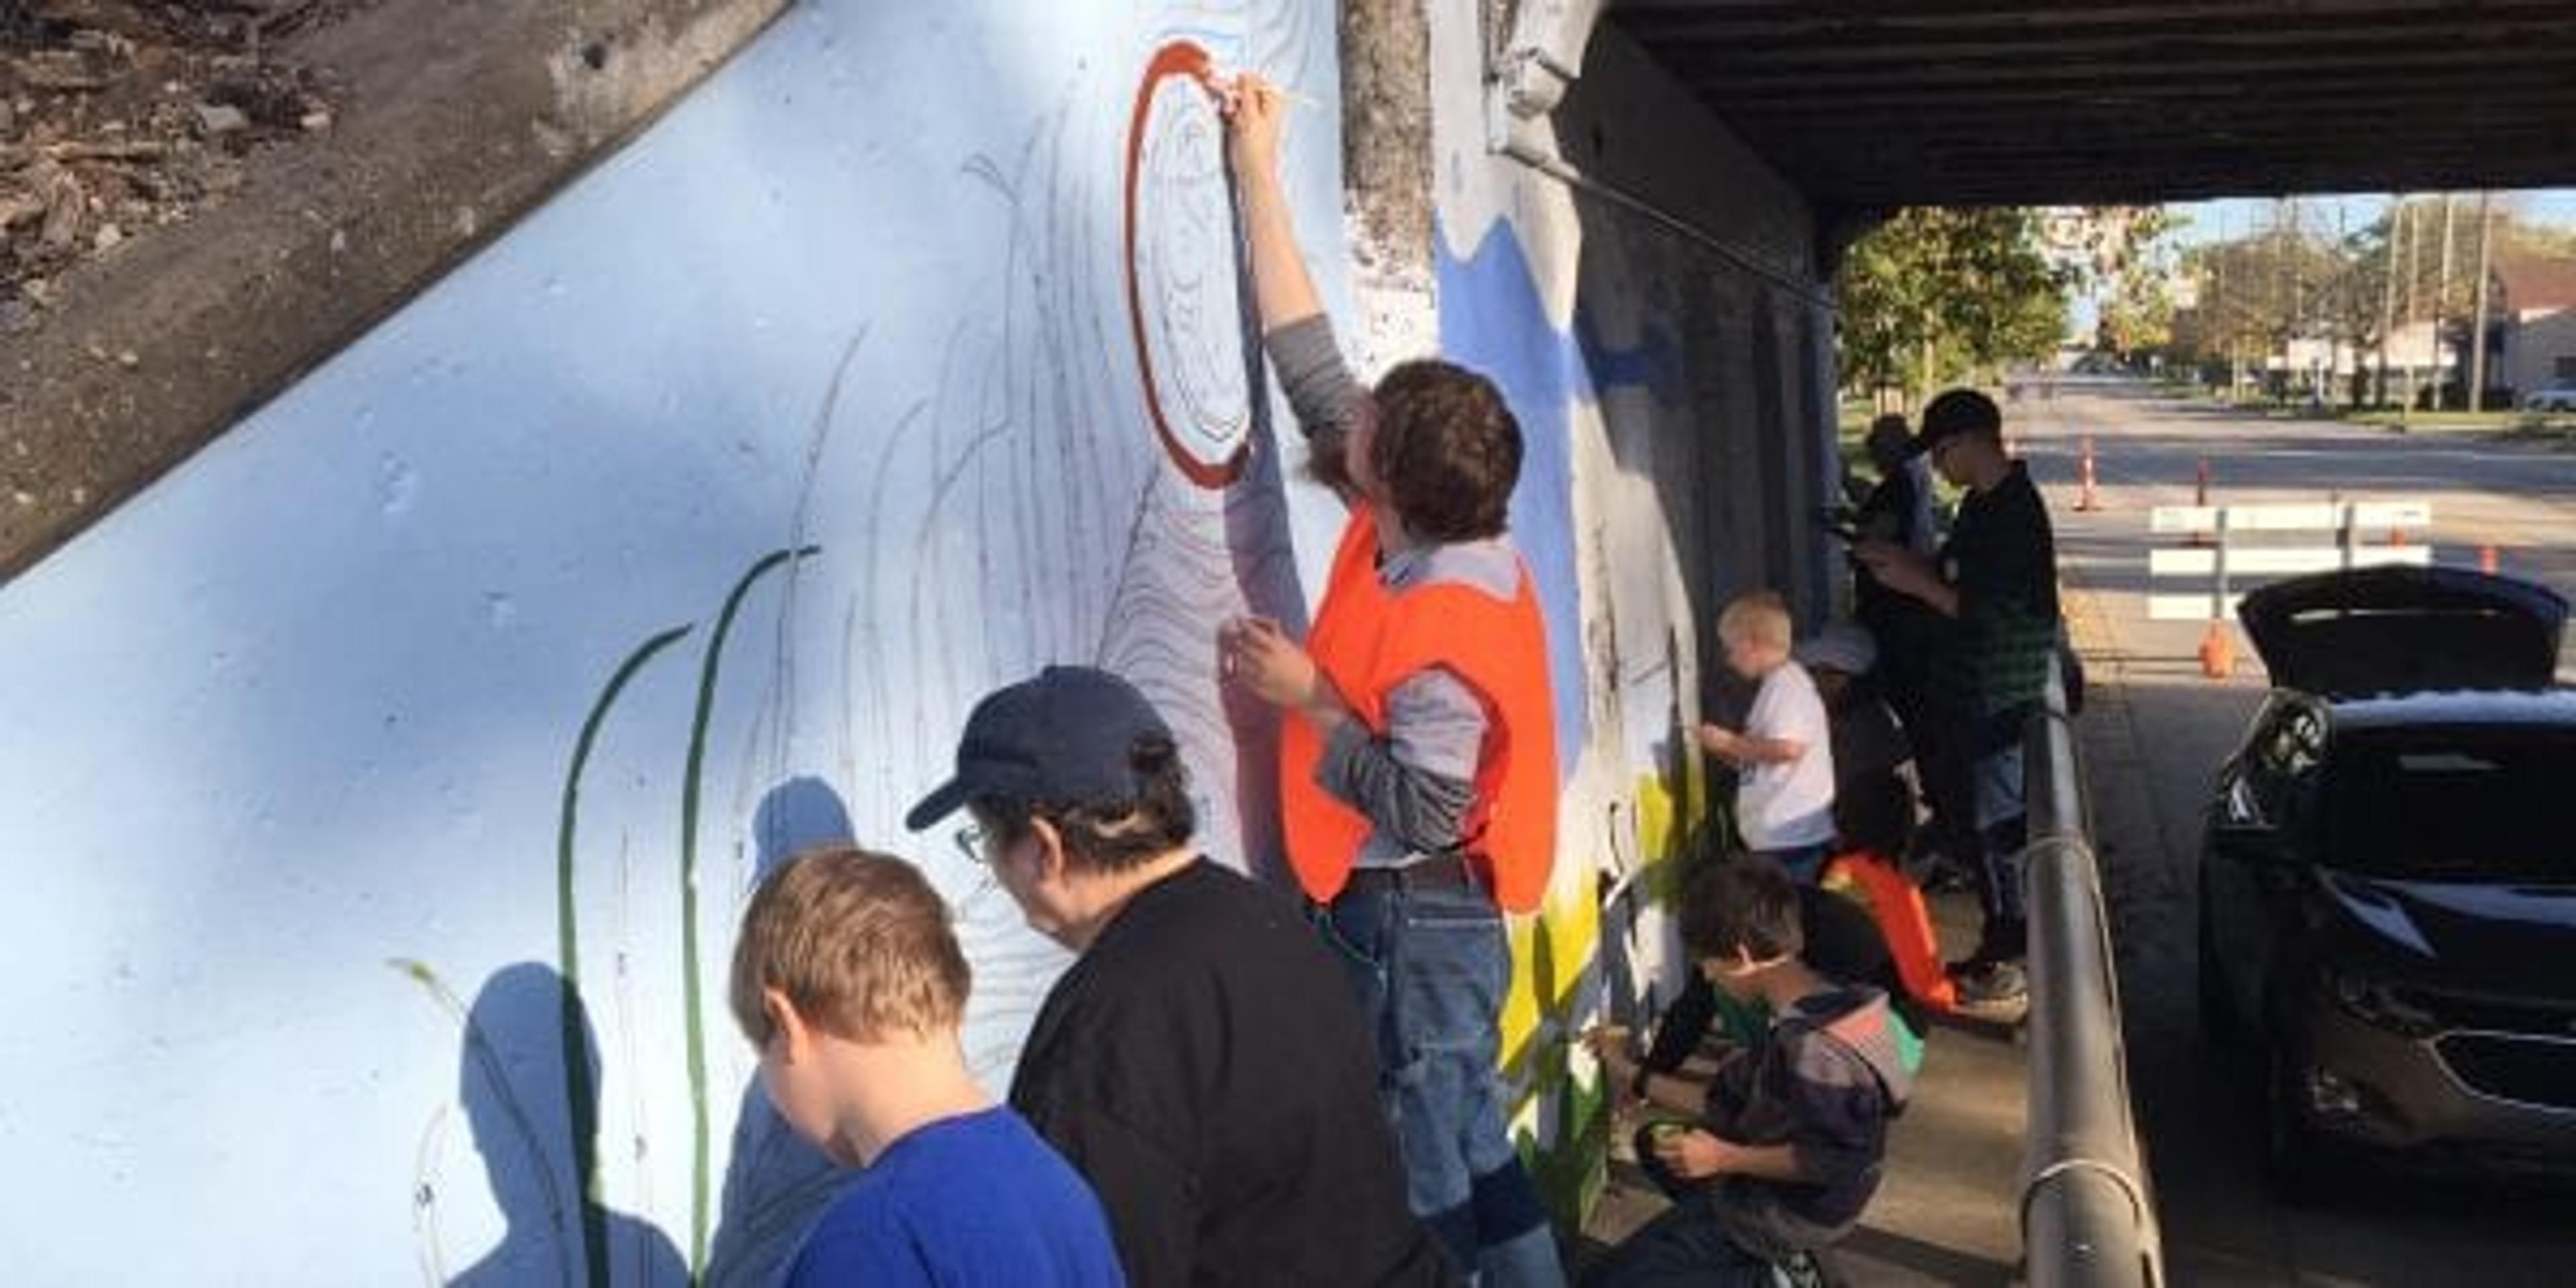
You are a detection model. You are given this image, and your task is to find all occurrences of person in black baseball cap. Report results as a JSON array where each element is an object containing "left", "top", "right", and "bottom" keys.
[
  {"left": 1903, "top": 386, "right": 2004, "bottom": 460},
  {"left": 908, "top": 665, "right": 1450, "bottom": 1288},
  {"left": 903, "top": 664, "right": 1178, "bottom": 839},
  {"left": 1853, "top": 387, "right": 2061, "bottom": 1008}
]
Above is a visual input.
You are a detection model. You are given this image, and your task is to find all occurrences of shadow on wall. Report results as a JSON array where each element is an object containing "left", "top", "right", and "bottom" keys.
[
  {"left": 1568, "top": 180, "right": 1845, "bottom": 645},
  {"left": 452, "top": 963, "right": 687, "bottom": 1287},
  {"left": 703, "top": 777, "right": 861, "bottom": 1288}
]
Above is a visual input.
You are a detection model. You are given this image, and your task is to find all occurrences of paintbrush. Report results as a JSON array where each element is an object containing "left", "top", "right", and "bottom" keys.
[{"left": 1204, "top": 64, "right": 1322, "bottom": 111}]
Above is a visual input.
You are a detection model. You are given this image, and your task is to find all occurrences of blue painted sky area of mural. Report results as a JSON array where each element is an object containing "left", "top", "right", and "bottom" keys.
[
  {"left": 1437, "top": 217, "right": 1683, "bottom": 778},
  {"left": 1572, "top": 304, "right": 1688, "bottom": 411}
]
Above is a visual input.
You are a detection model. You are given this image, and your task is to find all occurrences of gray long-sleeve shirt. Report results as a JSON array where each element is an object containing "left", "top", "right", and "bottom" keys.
[{"left": 1267, "top": 315, "right": 1521, "bottom": 867}]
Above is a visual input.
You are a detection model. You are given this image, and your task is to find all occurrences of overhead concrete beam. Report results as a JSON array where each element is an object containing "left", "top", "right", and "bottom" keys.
[{"left": 0, "top": 0, "right": 788, "bottom": 581}]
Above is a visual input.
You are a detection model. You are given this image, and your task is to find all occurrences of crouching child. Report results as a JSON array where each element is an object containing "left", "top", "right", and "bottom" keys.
[{"left": 1582, "top": 857, "right": 1913, "bottom": 1287}]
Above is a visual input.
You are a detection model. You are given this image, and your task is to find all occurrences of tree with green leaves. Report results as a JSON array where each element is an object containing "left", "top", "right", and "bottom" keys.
[
  {"left": 2161, "top": 209, "right": 2350, "bottom": 394},
  {"left": 1835, "top": 208, "right": 2069, "bottom": 407},
  {"left": 2076, "top": 207, "right": 2182, "bottom": 358}
]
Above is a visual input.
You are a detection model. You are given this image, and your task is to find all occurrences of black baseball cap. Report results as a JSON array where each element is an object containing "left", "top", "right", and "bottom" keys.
[
  {"left": 1909, "top": 388, "right": 2002, "bottom": 458},
  {"left": 903, "top": 665, "right": 1174, "bottom": 830}
]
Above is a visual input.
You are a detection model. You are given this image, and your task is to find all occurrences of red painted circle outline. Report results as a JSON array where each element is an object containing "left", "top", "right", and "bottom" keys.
[{"left": 1124, "top": 38, "right": 1248, "bottom": 490}]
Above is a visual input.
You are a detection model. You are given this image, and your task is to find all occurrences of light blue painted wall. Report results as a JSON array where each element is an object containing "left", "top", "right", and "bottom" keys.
[{"left": 0, "top": 1, "right": 1351, "bottom": 1281}]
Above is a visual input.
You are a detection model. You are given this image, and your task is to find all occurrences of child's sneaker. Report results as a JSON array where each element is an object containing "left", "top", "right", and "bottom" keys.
[
  {"left": 1952, "top": 958, "right": 2027, "bottom": 1006},
  {"left": 1912, "top": 851, "right": 1974, "bottom": 894},
  {"left": 1770, "top": 1249, "right": 1827, "bottom": 1288}
]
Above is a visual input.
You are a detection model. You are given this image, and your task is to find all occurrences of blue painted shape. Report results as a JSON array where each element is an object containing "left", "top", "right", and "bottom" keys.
[
  {"left": 1434, "top": 219, "right": 1593, "bottom": 777},
  {"left": 1573, "top": 302, "right": 1688, "bottom": 408}
]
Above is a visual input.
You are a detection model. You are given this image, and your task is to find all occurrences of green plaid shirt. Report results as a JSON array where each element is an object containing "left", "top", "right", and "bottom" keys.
[{"left": 1930, "top": 461, "right": 2059, "bottom": 725}]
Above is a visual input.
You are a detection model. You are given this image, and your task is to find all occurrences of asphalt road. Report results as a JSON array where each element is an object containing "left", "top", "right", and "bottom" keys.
[{"left": 2015, "top": 380, "right": 2576, "bottom": 1285}]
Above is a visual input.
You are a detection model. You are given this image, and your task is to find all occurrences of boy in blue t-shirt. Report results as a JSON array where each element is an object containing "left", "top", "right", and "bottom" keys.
[{"left": 730, "top": 847, "right": 1123, "bottom": 1287}]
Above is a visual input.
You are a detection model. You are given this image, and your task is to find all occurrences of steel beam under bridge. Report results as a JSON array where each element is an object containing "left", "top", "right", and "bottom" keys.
[{"left": 1605, "top": 1, "right": 2576, "bottom": 208}]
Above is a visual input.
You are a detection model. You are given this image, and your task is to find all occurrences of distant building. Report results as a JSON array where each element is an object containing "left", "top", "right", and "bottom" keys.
[{"left": 2497, "top": 247, "right": 2576, "bottom": 396}]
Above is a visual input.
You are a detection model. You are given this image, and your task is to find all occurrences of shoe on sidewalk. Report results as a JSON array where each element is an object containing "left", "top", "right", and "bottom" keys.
[
  {"left": 1951, "top": 959, "right": 2028, "bottom": 1006},
  {"left": 1770, "top": 1250, "right": 1827, "bottom": 1288},
  {"left": 1917, "top": 858, "right": 1974, "bottom": 895}
]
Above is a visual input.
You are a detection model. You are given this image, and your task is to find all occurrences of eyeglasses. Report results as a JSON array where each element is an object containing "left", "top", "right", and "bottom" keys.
[{"left": 950, "top": 822, "right": 1002, "bottom": 914}]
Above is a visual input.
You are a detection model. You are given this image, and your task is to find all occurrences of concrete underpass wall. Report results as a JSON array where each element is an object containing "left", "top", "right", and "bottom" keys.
[
  {"left": 1409, "top": 1, "right": 1836, "bottom": 1226},
  {"left": 0, "top": 0, "right": 1838, "bottom": 1271},
  {"left": 0, "top": 1, "right": 1358, "bottom": 1280}
]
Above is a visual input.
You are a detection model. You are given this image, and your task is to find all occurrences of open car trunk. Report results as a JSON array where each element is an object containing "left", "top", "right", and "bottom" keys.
[{"left": 2239, "top": 566, "right": 2567, "bottom": 696}]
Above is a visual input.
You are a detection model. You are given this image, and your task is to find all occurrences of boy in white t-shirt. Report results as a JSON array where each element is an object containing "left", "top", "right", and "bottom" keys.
[{"left": 1699, "top": 592, "right": 1837, "bottom": 883}]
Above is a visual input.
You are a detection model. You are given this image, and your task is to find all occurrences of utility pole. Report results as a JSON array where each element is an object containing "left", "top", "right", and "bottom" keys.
[
  {"left": 2436, "top": 193, "right": 2457, "bottom": 403},
  {"left": 2399, "top": 196, "right": 2418, "bottom": 405},
  {"left": 2275, "top": 197, "right": 2296, "bottom": 398},
  {"left": 2334, "top": 201, "right": 2349, "bottom": 405},
  {"left": 2376, "top": 195, "right": 2399, "bottom": 407},
  {"left": 2469, "top": 191, "right": 2494, "bottom": 413}
]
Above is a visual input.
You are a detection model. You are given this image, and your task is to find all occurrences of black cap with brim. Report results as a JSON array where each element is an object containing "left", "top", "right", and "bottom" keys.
[
  {"left": 904, "top": 665, "right": 1173, "bottom": 831},
  {"left": 903, "top": 775, "right": 995, "bottom": 833},
  {"left": 1908, "top": 388, "right": 2002, "bottom": 458}
]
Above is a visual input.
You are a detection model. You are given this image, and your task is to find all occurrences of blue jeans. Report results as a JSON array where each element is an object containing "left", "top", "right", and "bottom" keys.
[
  {"left": 1320, "top": 883, "right": 1566, "bottom": 1287},
  {"left": 1751, "top": 842, "right": 1832, "bottom": 886},
  {"left": 1972, "top": 748, "right": 2030, "bottom": 954},
  {"left": 1578, "top": 1197, "right": 1783, "bottom": 1287}
]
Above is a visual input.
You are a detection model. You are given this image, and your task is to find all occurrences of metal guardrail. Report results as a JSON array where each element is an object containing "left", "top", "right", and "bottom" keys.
[{"left": 2018, "top": 670, "right": 2163, "bottom": 1288}]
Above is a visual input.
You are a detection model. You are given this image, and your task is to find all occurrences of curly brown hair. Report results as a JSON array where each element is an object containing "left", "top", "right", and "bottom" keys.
[{"left": 1369, "top": 359, "right": 1523, "bottom": 543}]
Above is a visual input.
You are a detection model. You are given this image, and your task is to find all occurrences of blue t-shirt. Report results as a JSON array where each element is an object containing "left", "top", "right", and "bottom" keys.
[{"left": 784, "top": 1106, "right": 1124, "bottom": 1287}]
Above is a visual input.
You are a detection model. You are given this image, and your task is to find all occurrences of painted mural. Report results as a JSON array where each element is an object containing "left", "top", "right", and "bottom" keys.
[
  {"left": 1436, "top": 214, "right": 1715, "bottom": 1230},
  {"left": 0, "top": 1, "right": 1350, "bottom": 1281},
  {"left": 1413, "top": 0, "right": 1837, "bottom": 1232},
  {"left": 0, "top": 0, "right": 1845, "bottom": 1272}
]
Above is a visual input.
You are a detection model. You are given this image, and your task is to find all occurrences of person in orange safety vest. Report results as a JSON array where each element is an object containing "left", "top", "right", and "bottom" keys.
[{"left": 1210, "top": 70, "right": 1566, "bottom": 1287}]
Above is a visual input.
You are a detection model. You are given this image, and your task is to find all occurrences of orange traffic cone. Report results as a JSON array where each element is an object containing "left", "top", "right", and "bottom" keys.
[
  {"left": 2480, "top": 544, "right": 2499, "bottom": 574},
  {"left": 2075, "top": 436, "right": 2099, "bottom": 512},
  {"left": 2198, "top": 619, "right": 2235, "bottom": 680}
]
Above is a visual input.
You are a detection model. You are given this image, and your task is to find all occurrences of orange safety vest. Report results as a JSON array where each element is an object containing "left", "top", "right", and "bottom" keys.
[
  {"left": 1821, "top": 849, "right": 1957, "bottom": 1014},
  {"left": 1279, "top": 508, "right": 1559, "bottom": 913}
]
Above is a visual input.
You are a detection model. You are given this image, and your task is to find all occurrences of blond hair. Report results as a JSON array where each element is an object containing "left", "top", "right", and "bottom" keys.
[
  {"left": 1717, "top": 590, "right": 1794, "bottom": 653},
  {"left": 729, "top": 846, "right": 969, "bottom": 1046}
]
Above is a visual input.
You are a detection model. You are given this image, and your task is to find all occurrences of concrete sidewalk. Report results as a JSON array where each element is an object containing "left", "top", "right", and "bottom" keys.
[
  {"left": 1573, "top": 894, "right": 2032, "bottom": 1285},
  {"left": 1568, "top": 447, "right": 2181, "bottom": 1285}
]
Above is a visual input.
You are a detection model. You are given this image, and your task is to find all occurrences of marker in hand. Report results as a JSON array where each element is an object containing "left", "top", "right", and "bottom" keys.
[{"left": 1199, "top": 64, "right": 1321, "bottom": 112}]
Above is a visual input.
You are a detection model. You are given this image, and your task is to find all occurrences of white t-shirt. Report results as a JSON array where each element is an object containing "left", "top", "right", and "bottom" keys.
[{"left": 1735, "top": 659, "right": 1837, "bottom": 850}]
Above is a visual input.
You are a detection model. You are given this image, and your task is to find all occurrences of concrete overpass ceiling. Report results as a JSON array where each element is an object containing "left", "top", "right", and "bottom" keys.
[{"left": 1608, "top": 1, "right": 2576, "bottom": 208}]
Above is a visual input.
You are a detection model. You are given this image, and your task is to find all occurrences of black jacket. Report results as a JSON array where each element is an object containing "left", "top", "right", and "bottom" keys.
[{"left": 1009, "top": 859, "right": 1453, "bottom": 1288}]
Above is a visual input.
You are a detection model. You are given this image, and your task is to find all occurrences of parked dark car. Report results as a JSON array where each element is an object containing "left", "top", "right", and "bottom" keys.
[{"left": 2197, "top": 565, "right": 2576, "bottom": 1198}]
